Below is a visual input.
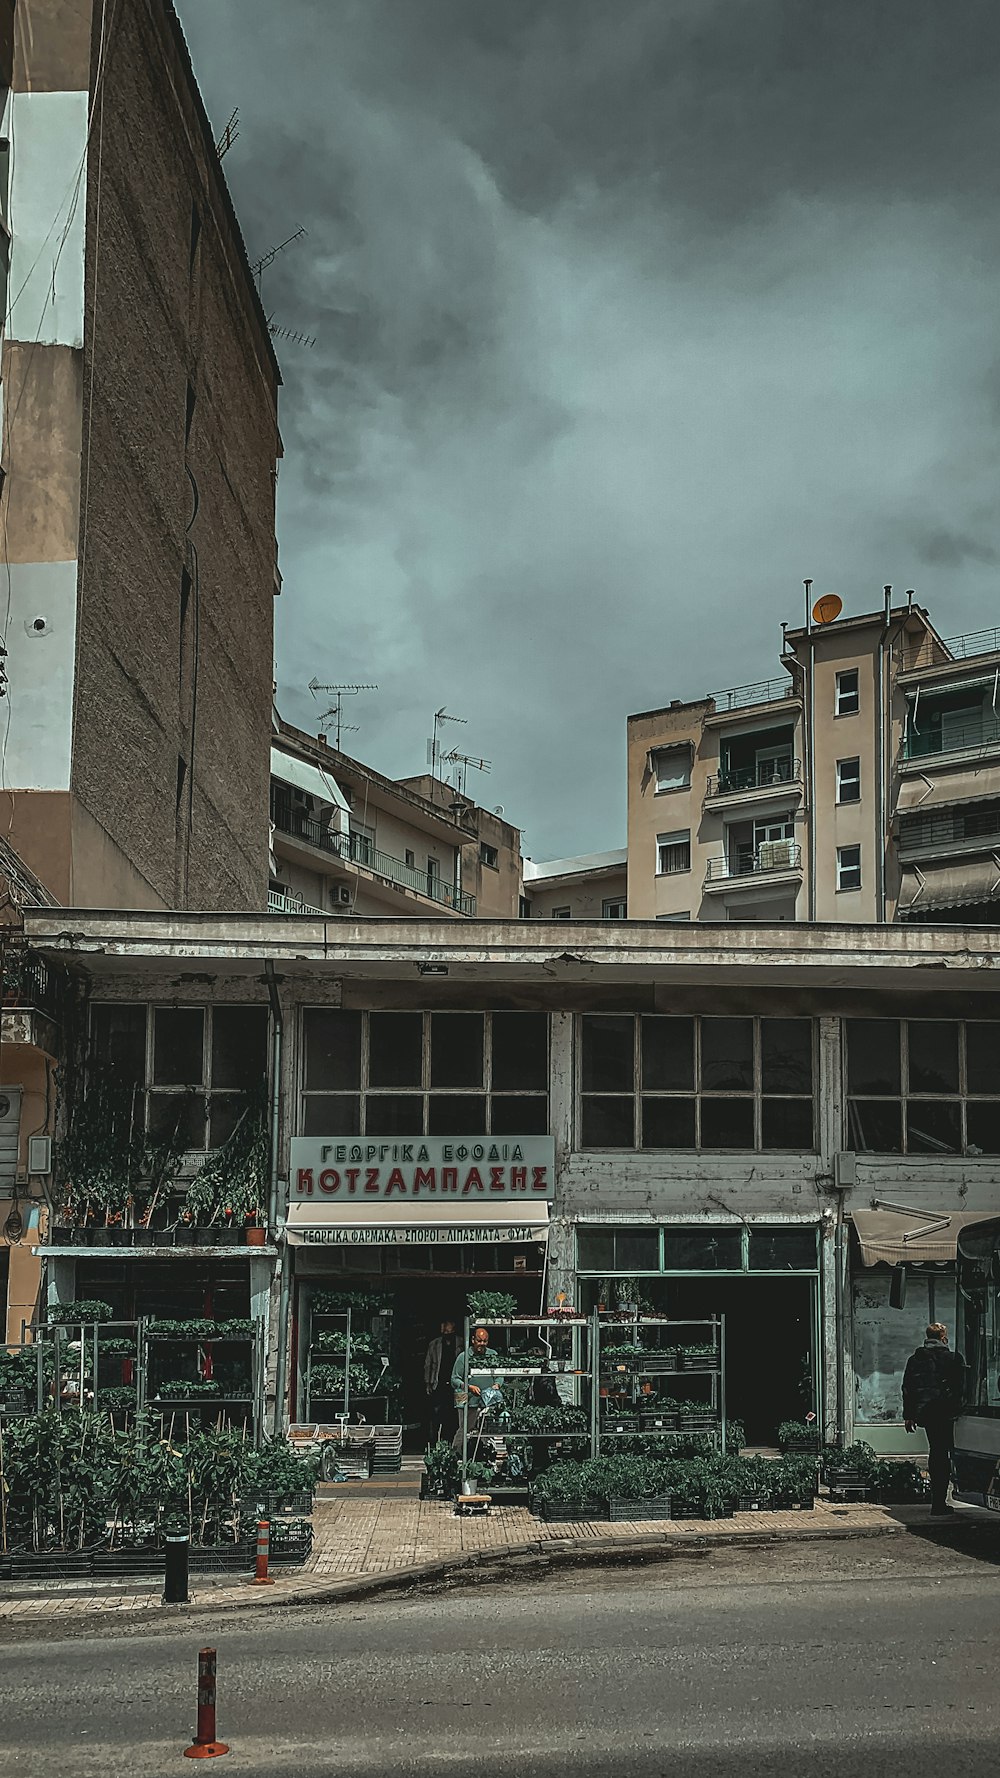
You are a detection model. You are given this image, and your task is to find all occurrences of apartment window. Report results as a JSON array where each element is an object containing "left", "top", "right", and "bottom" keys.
[
  {"left": 657, "top": 830, "right": 691, "bottom": 874},
  {"left": 652, "top": 747, "right": 691, "bottom": 793},
  {"left": 580, "top": 1014, "right": 814, "bottom": 1151},
  {"left": 846, "top": 1019, "right": 1000, "bottom": 1155},
  {"left": 835, "top": 669, "right": 860, "bottom": 716},
  {"left": 301, "top": 1010, "right": 549, "bottom": 1137},
  {"left": 551, "top": 906, "right": 571, "bottom": 919},
  {"left": 479, "top": 843, "right": 498, "bottom": 869},
  {"left": 89, "top": 1003, "right": 269, "bottom": 1150},
  {"left": 836, "top": 844, "right": 862, "bottom": 890},
  {"left": 836, "top": 757, "right": 861, "bottom": 804},
  {"left": 404, "top": 849, "right": 415, "bottom": 869},
  {"left": 602, "top": 898, "right": 627, "bottom": 919},
  {"left": 519, "top": 896, "right": 533, "bottom": 918}
]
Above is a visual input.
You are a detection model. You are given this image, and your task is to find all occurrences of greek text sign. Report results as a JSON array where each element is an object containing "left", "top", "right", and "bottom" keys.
[
  {"left": 294, "top": 1224, "right": 545, "bottom": 1246},
  {"left": 290, "top": 1135, "right": 555, "bottom": 1202}
]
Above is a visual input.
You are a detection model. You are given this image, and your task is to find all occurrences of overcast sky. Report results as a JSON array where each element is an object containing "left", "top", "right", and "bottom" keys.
[{"left": 177, "top": 0, "right": 1000, "bottom": 860}]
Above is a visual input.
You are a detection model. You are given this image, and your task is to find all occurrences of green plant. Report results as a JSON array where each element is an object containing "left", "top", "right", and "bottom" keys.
[
  {"left": 156, "top": 1379, "right": 221, "bottom": 1398},
  {"left": 466, "top": 1291, "right": 518, "bottom": 1321},
  {"left": 505, "top": 1404, "right": 588, "bottom": 1435},
  {"left": 244, "top": 1438, "right": 319, "bottom": 1495},
  {"left": 424, "top": 1440, "right": 461, "bottom": 1494},
  {"left": 183, "top": 1093, "right": 268, "bottom": 1226},
  {"left": 778, "top": 1419, "right": 819, "bottom": 1448},
  {"left": 47, "top": 1301, "right": 114, "bottom": 1326},
  {"left": 96, "top": 1386, "right": 137, "bottom": 1411}
]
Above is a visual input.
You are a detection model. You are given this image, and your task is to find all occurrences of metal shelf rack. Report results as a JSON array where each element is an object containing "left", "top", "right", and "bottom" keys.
[{"left": 594, "top": 1314, "right": 727, "bottom": 1455}]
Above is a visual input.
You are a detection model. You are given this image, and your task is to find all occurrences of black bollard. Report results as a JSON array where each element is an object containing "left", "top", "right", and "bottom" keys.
[{"left": 164, "top": 1533, "right": 190, "bottom": 1604}]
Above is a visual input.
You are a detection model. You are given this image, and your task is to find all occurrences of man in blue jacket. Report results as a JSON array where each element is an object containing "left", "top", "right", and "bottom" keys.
[{"left": 902, "top": 1322, "right": 968, "bottom": 1516}]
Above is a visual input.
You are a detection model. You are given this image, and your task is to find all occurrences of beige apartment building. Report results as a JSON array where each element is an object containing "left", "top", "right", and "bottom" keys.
[
  {"left": 522, "top": 849, "right": 628, "bottom": 921},
  {"left": 627, "top": 594, "right": 1000, "bottom": 926}
]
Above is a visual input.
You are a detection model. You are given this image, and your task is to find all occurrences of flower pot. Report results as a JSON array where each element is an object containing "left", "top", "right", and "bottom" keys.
[
  {"left": 246, "top": 1226, "right": 267, "bottom": 1246},
  {"left": 173, "top": 1226, "right": 197, "bottom": 1245},
  {"left": 215, "top": 1226, "right": 242, "bottom": 1246},
  {"left": 132, "top": 1228, "right": 154, "bottom": 1247}
]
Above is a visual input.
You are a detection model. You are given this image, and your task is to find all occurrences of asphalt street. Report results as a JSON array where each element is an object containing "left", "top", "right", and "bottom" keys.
[{"left": 2, "top": 1533, "right": 998, "bottom": 1777}]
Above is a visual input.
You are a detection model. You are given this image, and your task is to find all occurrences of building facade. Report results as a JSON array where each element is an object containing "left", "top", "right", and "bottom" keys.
[
  {"left": 2, "top": 0, "right": 281, "bottom": 910},
  {"left": 23, "top": 910, "right": 1000, "bottom": 1456},
  {"left": 522, "top": 850, "right": 628, "bottom": 921},
  {"left": 626, "top": 596, "right": 1000, "bottom": 927}
]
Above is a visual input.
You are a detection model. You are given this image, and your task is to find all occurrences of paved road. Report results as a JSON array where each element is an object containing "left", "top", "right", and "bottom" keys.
[{"left": 2, "top": 1535, "right": 998, "bottom": 1776}]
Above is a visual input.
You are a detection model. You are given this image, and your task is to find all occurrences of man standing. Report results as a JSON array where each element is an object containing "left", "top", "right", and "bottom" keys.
[
  {"left": 450, "top": 1323, "right": 502, "bottom": 1452},
  {"left": 423, "top": 1318, "right": 458, "bottom": 1445},
  {"left": 903, "top": 1321, "right": 968, "bottom": 1516}
]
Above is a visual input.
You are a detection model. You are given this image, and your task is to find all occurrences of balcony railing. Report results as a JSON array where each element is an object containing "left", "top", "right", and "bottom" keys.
[
  {"left": 271, "top": 805, "right": 476, "bottom": 915},
  {"left": 704, "top": 841, "right": 803, "bottom": 883},
  {"left": 1, "top": 949, "right": 63, "bottom": 1023},
  {"left": 898, "top": 804, "right": 1000, "bottom": 858},
  {"left": 902, "top": 626, "right": 1000, "bottom": 672},
  {"left": 268, "top": 888, "right": 325, "bottom": 916},
  {"left": 708, "top": 677, "right": 796, "bottom": 713},
  {"left": 902, "top": 714, "right": 1000, "bottom": 762},
  {"left": 706, "top": 758, "right": 801, "bottom": 798}
]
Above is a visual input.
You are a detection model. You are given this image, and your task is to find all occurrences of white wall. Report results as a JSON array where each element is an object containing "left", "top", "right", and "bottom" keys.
[{"left": 8, "top": 90, "right": 89, "bottom": 349}]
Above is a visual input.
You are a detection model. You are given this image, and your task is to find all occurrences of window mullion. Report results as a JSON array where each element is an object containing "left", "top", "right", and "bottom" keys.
[
  {"left": 634, "top": 1014, "right": 641, "bottom": 1147},
  {"left": 900, "top": 1020, "right": 909, "bottom": 1154}
]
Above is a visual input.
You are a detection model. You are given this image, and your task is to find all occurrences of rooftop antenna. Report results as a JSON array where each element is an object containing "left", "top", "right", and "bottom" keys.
[
  {"left": 216, "top": 108, "right": 239, "bottom": 159},
  {"left": 427, "top": 708, "right": 466, "bottom": 780},
  {"left": 268, "top": 323, "right": 317, "bottom": 350},
  {"left": 250, "top": 227, "right": 306, "bottom": 291},
  {"left": 439, "top": 749, "right": 492, "bottom": 798},
  {"left": 308, "top": 680, "right": 378, "bottom": 749}
]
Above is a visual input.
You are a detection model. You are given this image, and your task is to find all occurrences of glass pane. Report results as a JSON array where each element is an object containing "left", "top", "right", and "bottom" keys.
[
  {"left": 641, "top": 1096, "right": 696, "bottom": 1148},
  {"left": 846, "top": 1019, "right": 900, "bottom": 1095},
  {"left": 700, "top": 1019, "right": 753, "bottom": 1091},
  {"left": 581, "top": 1015, "right": 634, "bottom": 1093},
  {"left": 368, "top": 1012, "right": 423, "bottom": 1089},
  {"left": 366, "top": 1093, "right": 424, "bottom": 1136},
  {"left": 667, "top": 1227, "right": 742, "bottom": 1270},
  {"left": 303, "top": 1010, "right": 361, "bottom": 1090},
  {"left": 641, "top": 1017, "right": 694, "bottom": 1090},
  {"left": 427, "top": 1094, "right": 487, "bottom": 1135},
  {"left": 91, "top": 1004, "right": 146, "bottom": 1086},
  {"left": 211, "top": 1005, "right": 268, "bottom": 1090},
  {"left": 430, "top": 1013, "right": 483, "bottom": 1087},
  {"left": 581, "top": 1095, "right": 635, "bottom": 1147},
  {"left": 848, "top": 1099, "right": 902, "bottom": 1153},
  {"left": 147, "top": 1090, "right": 205, "bottom": 1147},
  {"left": 490, "top": 1095, "right": 549, "bottom": 1135},
  {"left": 907, "top": 1022, "right": 959, "bottom": 1094},
  {"left": 615, "top": 1231, "right": 659, "bottom": 1270},
  {"left": 906, "top": 1099, "right": 961, "bottom": 1155},
  {"left": 761, "top": 1019, "right": 813, "bottom": 1093},
  {"left": 302, "top": 1094, "right": 360, "bottom": 1136},
  {"left": 700, "top": 1097, "right": 755, "bottom": 1149},
  {"left": 491, "top": 1012, "right": 548, "bottom": 1091},
  {"left": 209, "top": 1092, "right": 248, "bottom": 1149},
  {"left": 748, "top": 1229, "right": 817, "bottom": 1270},
  {"left": 152, "top": 1007, "right": 204, "bottom": 1086},
  {"left": 967, "top": 1101, "right": 1000, "bottom": 1154},
  {"left": 577, "top": 1230, "right": 615, "bottom": 1271},
  {"left": 965, "top": 1023, "right": 1000, "bottom": 1095},
  {"left": 761, "top": 1097, "right": 814, "bottom": 1150}
]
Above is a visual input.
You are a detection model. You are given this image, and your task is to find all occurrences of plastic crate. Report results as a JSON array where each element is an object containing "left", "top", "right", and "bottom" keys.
[{"left": 608, "top": 1496, "right": 673, "bottom": 1522}]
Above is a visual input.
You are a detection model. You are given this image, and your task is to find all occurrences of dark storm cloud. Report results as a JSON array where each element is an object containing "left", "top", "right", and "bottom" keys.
[{"left": 176, "top": 0, "right": 1000, "bottom": 857}]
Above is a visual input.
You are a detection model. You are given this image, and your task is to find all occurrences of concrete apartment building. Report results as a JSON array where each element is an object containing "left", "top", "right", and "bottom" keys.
[
  {"left": 2, "top": 0, "right": 281, "bottom": 910},
  {"left": 627, "top": 594, "right": 1000, "bottom": 926},
  {"left": 522, "top": 849, "right": 628, "bottom": 921}
]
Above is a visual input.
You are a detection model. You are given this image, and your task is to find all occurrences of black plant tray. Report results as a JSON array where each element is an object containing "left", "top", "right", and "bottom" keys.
[
  {"left": 735, "top": 1495, "right": 772, "bottom": 1513},
  {"left": 679, "top": 1355, "right": 720, "bottom": 1373},
  {"left": 640, "top": 1413, "right": 678, "bottom": 1431},
  {"left": 608, "top": 1496, "right": 673, "bottom": 1522},
  {"left": 771, "top": 1493, "right": 815, "bottom": 1511},
  {"left": 538, "top": 1498, "right": 605, "bottom": 1522},
  {"left": 602, "top": 1416, "right": 640, "bottom": 1434},
  {"left": 240, "top": 1491, "right": 313, "bottom": 1517},
  {"left": 638, "top": 1355, "right": 679, "bottom": 1373},
  {"left": 782, "top": 1437, "right": 821, "bottom": 1453}
]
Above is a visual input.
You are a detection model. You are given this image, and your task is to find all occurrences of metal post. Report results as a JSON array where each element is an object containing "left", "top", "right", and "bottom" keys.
[
  {"left": 164, "top": 1533, "right": 190, "bottom": 1604},
  {"left": 344, "top": 1308, "right": 352, "bottom": 1424},
  {"left": 183, "top": 1647, "right": 229, "bottom": 1759}
]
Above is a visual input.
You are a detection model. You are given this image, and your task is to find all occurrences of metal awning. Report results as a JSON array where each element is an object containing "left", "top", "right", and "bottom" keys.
[
  {"left": 284, "top": 1200, "right": 550, "bottom": 1247},
  {"left": 270, "top": 747, "right": 350, "bottom": 814},
  {"left": 850, "top": 1208, "right": 994, "bottom": 1267},
  {"left": 899, "top": 857, "right": 1000, "bottom": 912}
]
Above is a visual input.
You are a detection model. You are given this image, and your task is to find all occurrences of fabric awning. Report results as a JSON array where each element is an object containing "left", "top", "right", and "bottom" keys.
[
  {"left": 851, "top": 1208, "right": 995, "bottom": 1267},
  {"left": 270, "top": 747, "right": 350, "bottom": 815},
  {"left": 284, "top": 1200, "right": 550, "bottom": 1247},
  {"left": 899, "top": 857, "right": 1000, "bottom": 912},
  {"left": 896, "top": 764, "right": 999, "bottom": 814}
]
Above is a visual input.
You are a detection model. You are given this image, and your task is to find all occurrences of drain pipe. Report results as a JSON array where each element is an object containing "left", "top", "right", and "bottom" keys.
[
  {"left": 803, "top": 580, "right": 817, "bottom": 920},
  {"left": 875, "top": 586, "right": 891, "bottom": 923},
  {"left": 264, "top": 961, "right": 289, "bottom": 1436}
]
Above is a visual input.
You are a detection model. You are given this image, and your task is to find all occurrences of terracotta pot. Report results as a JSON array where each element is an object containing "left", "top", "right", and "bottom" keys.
[{"left": 246, "top": 1226, "right": 267, "bottom": 1247}]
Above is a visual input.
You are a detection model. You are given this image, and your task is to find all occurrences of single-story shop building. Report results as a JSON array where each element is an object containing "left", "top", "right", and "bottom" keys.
[{"left": 21, "top": 911, "right": 1000, "bottom": 1454}]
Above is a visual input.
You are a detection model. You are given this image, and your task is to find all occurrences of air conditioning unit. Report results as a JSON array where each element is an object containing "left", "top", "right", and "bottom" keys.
[{"left": 332, "top": 885, "right": 352, "bottom": 907}]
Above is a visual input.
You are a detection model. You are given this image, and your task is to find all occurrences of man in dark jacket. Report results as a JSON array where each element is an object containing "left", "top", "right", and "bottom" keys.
[{"left": 902, "top": 1322, "right": 968, "bottom": 1515}]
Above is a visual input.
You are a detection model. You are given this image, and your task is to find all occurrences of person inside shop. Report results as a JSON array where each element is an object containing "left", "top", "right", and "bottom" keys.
[
  {"left": 450, "top": 1323, "right": 503, "bottom": 1451},
  {"left": 902, "top": 1321, "right": 968, "bottom": 1516},
  {"left": 424, "top": 1318, "right": 459, "bottom": 1444}
]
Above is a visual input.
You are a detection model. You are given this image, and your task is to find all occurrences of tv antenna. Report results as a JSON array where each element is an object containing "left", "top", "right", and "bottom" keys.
[
  {"left": 308, "top": 680, "right": 378, "bottom": 749},
  {"left": 268, "top": 322, "right": 316, "bottom": 350},
  {"left": 250, "top": 227, "right": 307, "bottom": 290},
  {"left": 427, "top": 708, "right": 467, "bottom": 779},
  {"left": 216, "top": 108, "right": 239, "bottom": 159},
  {"left": 440, "top": 749, "right": 492, "bottom": 797}
]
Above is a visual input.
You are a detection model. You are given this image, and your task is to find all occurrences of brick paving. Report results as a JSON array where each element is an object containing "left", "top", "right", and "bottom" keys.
[{"left": 0, "top": 1477, "right": 985, "bottom": 1627}]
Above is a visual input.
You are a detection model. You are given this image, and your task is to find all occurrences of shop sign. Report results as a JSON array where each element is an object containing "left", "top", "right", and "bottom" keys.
[
  {"left": 295, "top": 1224, "right": 546, "bottom": 1247},
  {"left": 289, "top": 1135, "right": 555, "bottom": 1202}
]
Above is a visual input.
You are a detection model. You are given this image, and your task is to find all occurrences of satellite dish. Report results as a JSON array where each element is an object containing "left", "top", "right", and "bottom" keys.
[
  {"left": 494, "top": 806, "right": 504, "bottom": 816},
  {"left": 812, "top": 594, "right": 843, "bottom": 625}
]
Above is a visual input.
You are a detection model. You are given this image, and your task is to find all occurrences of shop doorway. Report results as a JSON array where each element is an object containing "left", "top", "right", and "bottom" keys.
[{"left": 655, "top": 1276, "right": 815, "bottom": 1446}]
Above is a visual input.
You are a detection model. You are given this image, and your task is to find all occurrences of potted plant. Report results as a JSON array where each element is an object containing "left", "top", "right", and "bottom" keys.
[
  {"left": 778, "top": 1417, "right": 820, "bottom": 1454},
  {"left": 466, "top": 1291, "right": 518, "bottom": 1322}
]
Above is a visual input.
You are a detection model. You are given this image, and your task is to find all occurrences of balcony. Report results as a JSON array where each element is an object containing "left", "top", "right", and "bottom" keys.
[
  {"left": 706, "top": 757, "right": 801, "bottom": 802},
  {"left": 902, "top": 626, "right": 1000, "bottom": 673},
  {"left": 708, "top": 677, "right": 797, "bottom": 714},
  {"left": 901, "top": 713, "right": 1000, "bottom": 764},
  {"left": 267, "top": 888, "right": 324, "bottom": 916},
  {"left": 1, "top": 949, "right": 64, "bottom": 1055},
  {"left": 704, "top": 841, "right": 803, "bottom": 892},
  {"left": 271, "top": 805, "right": 477, "bottom": 915},
  {"left": 897, "top": 801, "right": 1000, "bottom": 863}
]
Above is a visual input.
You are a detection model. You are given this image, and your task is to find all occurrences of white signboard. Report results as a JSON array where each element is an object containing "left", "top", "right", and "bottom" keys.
[
  {"left": 293, "top": 1223, "right": 547, "bottom": 1247},
  {"left": 290, "top": 1135, "right": 555, "bottom": 1203}
]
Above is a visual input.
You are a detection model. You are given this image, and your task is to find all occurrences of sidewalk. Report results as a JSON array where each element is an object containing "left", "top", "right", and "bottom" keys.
[{"left": 0, "top": 1478, "right": 993, "bottom": 1629}]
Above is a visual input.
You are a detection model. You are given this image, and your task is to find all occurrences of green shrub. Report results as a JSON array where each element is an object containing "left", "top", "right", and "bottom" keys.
[
  {"left": 466, "top": 1291, "right": 518, "bottom": 1321},
  {"left": 47, "top": 1301, "right": 114, "bottom": 1326}
]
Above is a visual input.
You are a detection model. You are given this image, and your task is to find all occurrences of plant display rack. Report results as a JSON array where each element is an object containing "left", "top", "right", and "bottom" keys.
[
  {"left": 142, "top": 1317, "right": 266, "bottom": 1441},
  {"left": 304, "top": 1300, "right": 396, "bottom": 1428},
  {"left": 458, "top": 1314, "right": 594, "bottom": 1479},
  {"left": 22, "top": 1318, "right": 145, "bottom": 1418},
  {"left": 595, "top": 1315, "right": 727, "bottom": 1456}
]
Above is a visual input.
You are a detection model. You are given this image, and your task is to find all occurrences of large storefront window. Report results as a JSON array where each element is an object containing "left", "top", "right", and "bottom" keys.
[
  {"left": 301, "top": 1009, "right": 549, "bottom": 1136},
  {"left": 853, "top": 1269, "right": 956, "bottom": 1423},
  {"left": 90, "top": 1003, "right": 269, "bottom": 1149},
  {"left": 576, "top": 1224, "right": 818, "bottom": 1274},
  {"left": 580, "top": 1015, "right": 814, "bottom": 1150},
  {"left": 846, "top": 1019, "right": 1000, "bottom": 1154}
]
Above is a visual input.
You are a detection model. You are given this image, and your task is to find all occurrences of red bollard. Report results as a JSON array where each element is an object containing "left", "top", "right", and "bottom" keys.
[
  {"left": 183, "top": 1647, "right": 230, "bottom": 1760},
  {"left": 250, "top": 1518, "right": 274, "bottom": 1587}
]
